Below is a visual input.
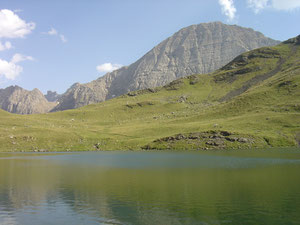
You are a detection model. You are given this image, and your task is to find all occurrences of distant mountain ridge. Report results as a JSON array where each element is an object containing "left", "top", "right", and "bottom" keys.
[
  {"left": 44, "top": 90, "right": 61, "bottom": 102},
  {"left": 0, "top": 86, "right": 56, "bottom": 114},
  {"left": 53, "top": 21, "right": 280, "bottom": 111},
  {"left": 0, "top": 22, "right": 280, "bottom": 114},
  {"left": 0, "top": 35, "right": 299, "bottom": 151}
]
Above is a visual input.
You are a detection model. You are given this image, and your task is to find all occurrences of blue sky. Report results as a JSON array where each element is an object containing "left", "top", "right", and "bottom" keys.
[{"left": 0, "top": 0, "right": 299, "bottom": 94}]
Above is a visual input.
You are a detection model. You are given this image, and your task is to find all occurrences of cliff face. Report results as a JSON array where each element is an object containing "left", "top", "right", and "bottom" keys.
[
  {"left": 44, "top": 91, "right": 61, "bottom": 102},
  {"left": 0, "top": 86, "right": 56, "bottom": 114},
  {"left": 52, "top": 22, "right": 278, "bottom": 111}
]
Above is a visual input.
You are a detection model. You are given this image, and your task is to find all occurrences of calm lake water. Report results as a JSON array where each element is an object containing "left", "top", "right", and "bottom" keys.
[{"left": 0, "top": 149, "right": 300, "bottom": 225}]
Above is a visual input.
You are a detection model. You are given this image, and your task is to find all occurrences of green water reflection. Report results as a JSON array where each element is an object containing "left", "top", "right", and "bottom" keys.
[{"left": 0, "top": 150, "right": 300, "bottom": 225}]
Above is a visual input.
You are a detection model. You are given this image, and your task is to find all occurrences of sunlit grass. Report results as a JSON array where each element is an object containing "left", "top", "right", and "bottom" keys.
[{"left": 0, "top": 43, "right": 299, "bottom": 151}]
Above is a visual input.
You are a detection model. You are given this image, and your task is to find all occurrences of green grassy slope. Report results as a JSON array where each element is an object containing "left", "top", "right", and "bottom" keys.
[{"left": 1, "top": 37, "right": 300, "bottom": 151}]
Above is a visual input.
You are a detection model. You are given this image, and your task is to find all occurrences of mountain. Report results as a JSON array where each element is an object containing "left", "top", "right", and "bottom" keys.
[
  {"left": 0, "top": 86, "right": 57, "bottom": 114},
  {"left": 0, "top": 35, "right": 299, "bottom": 151},
  {"left": 44, "top": 91, "right": 61, "bottom": 102},
  {"left": 53, "top": 22, "right": 280, "bottom": 111}
]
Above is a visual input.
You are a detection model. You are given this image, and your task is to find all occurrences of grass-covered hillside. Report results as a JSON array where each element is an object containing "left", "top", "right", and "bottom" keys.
[{"left": 1, "top": 36, "right": 300, "bottom": 152}]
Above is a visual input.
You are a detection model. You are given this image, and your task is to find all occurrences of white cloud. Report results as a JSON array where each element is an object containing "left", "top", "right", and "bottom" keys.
[
  {"left": 247, "top": 0, "right": 269, "bottom": 13},
  {"left": 0, "top": 9, "right": 35, "bottom": 38},
  {"left": 0, "top": 10, "right": 34, "bottom": 80},
  {"left": 218, "top": 0, "right": 237, "bottom": 21},
  {"left": 11, "top": 53, "right": 34, "bottom": 63},
  {"left": 13, "top": 9, "right": 23, "bottom": 13},
  {"left": 0, "top": 58, "right": 23, "bottom": 80},
  {"left": 247, "top": 0, "right": 300, "bottom": 12},
  {"left": 0, "top": 41, "right": 12, "bottom": 51},
  {"left": 44, "top": 27, "right": 67, "bottom": 43},
  {"left": 0, "top": 54, "right": 33, "bottom": 80},
  {"left": 47, "top": 28, "right": 58, "bottom": 35},
  {"left": 272, "top": 0, "right": 300, "bottom": 10},
  {"left": 96, "top": 63, "right": 123, "bottom": 73}
]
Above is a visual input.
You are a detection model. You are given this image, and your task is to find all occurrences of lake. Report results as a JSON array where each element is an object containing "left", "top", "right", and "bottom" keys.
[{"left": 0, "top": 149, "right": 300, "bottom": 225}]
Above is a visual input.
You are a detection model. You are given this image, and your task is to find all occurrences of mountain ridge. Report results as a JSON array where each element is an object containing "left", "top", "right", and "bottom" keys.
[
  {"left": 44, "top": 90, "right": 61, "bottom": 102},
  {"left": 0, "top": 35, "right": 298, "bottom": 151},
  {"left": 52, "top": 21, "right": 280, "bottom": 111},
  {"left": 0, "top": 86, "right": 56, "bottom": 114}
]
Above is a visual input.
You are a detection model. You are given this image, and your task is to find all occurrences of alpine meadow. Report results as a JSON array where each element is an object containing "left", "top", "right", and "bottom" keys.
[
  {"left": 1, "top": 1, "right": 300, "bottom": 224},
  {"left": 1, "top": 36, "right": 299, "bottom": 152}
]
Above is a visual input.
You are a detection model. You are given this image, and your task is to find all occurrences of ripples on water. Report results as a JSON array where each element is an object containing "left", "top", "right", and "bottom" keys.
[{"left": 0, "top": 149, "right": 300, "bottom": 225}]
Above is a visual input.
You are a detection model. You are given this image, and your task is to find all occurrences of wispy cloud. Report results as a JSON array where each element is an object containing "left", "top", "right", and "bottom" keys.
[
  {"left": 47, "top": 28, "right": 58, "bottom": 36},
  {"left": 13, "top": 9, "right": 23, "bottom": 13},
  {"left": 247, "top": 0, "right": 269, "bottom": 13},
  {"left": 44, "top": 27, "right": 68, "bottom": 43},
  {"left": 96, "top": 63, "right": 123, "bottom": 73},
  {"left": 272, "top": 0, "right": 300, "bottom": 10},
  {"left": 0, "top": 54, "right": 33, "bottom": 80},
  {"left": 0, "top": 9, "right": 35, "bottom": 38},
  {"left": 247, "top": 0, "right": 300, "bottom": 13},
  {"left": 60, "top": 34, "right": 67, "bottom": 43},
  {"left": 218, "top": 0, "right": 237, "bottom": 21},
  {"left": 11, "top": 53, "right": 34, "bottom": 64},
  {"left": 0, "top": 41, "right": 12, "bottom": 51}
]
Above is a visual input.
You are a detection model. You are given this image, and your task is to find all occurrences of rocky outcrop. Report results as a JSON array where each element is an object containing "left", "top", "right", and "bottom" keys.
[
  {"left": 0, "top": 86, "right": 56, "bottom": 114},
  {"left": 142, "top": 130, "right": 269, "bottom": 150},
  {"left": 44, "top": 91, "right": 61, "bottom": 102},
  {"left": 53, "top": 22, "right": 280, "bottom": 111}
]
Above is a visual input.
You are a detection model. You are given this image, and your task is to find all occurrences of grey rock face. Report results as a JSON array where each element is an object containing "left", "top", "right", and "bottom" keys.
[
  {"left": 0, "top": 86, "right": 57, "bottom": 114},
  {"left": 53, "top": 22, "right": 280, "bottom": 111},
  {"left": 45, "top": 90, "right": 61, "bottom": 102}
]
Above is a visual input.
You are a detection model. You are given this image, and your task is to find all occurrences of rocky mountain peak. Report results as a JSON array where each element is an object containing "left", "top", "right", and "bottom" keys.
[
  {"left": 0, "top": 86, "right": 56, "bottom": 114},
  {"left": 53, "top": 22, "right": 279, "bottom": 112},
  {"left": 45, "top": 90, "right": 61, "bottom": 102}
]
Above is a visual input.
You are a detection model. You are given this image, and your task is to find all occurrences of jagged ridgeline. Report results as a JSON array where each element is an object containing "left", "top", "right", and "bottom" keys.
[
  {"left": 0, "top": 86, "right": 56, "bottom": 114},
  {"left": 53, "top": 22, "right": 279, "bottom": 111},
  {"left": 0, "top": 35, "right": 299, "bottom": 151},
  {"left": 0, "top": 22, "right": 279, "bottom": 114}
]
